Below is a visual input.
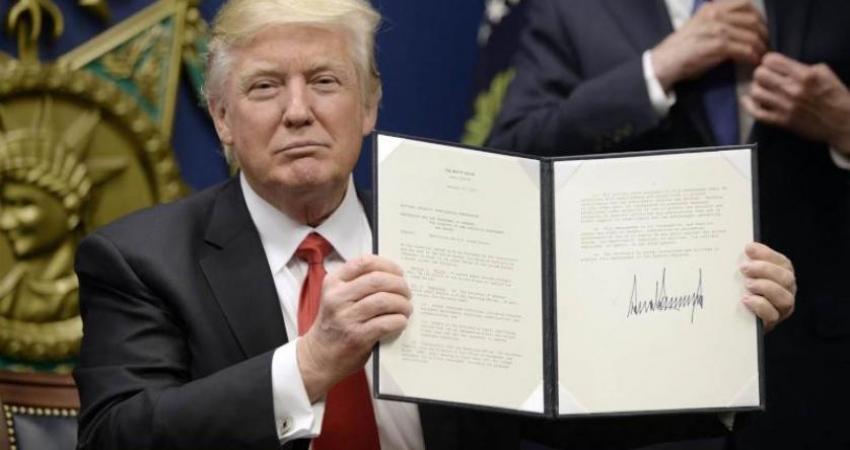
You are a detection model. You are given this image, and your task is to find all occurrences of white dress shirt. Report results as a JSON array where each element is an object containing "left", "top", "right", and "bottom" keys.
[
  {"left": 642, "top": 0, "right": 850, "bottom": 168},
  {"left": 240, "top": 174, "right": 425, "bottom": 449}
]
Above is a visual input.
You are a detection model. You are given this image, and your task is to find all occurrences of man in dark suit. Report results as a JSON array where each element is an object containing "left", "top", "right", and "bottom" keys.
[
  {"left": 72, "top": 0, "right": 520, "bottom": 449},
  {"left": 488, "top": 1, "right": 850, "bottom": 448}
]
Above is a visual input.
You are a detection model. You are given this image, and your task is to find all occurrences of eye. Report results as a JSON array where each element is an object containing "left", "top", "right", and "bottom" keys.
[
  {"left": 247, "top": 80, "right": 279, "bottom": 98},
  {"left": 313, "top": 75, "right": 340, "bottom": 91}
]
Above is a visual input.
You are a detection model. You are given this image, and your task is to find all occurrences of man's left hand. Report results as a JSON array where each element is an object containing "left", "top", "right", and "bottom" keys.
[
  {"left": 739, "top": 242, "right": 796, "bottom": 332},
  {"left": 743, "top": 52, "right": 850, "bottom": 155}
]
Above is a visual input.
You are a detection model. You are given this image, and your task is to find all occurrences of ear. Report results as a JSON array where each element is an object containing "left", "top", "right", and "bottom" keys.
[
  {"left": 208, "top": 98, "right": 234, "bottom": 146},
  {"left": 361, "top": 100, "right": 378, "bottom": 136}
]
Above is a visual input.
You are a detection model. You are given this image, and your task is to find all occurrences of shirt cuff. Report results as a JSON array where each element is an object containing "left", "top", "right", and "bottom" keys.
[
  {"left": 829, "top": 147, "right": 850, "bottom": 170},
  {"left": 271, "top": 339, "right": 326, "bottom": 442},
  {"left": 642, "top": 50, "right": 676, "bottom": 118}
]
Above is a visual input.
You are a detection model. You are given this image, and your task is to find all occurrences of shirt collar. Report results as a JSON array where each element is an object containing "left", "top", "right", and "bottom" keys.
[{"left": 240, "top": 174, "right": 369, "bottom": 273}]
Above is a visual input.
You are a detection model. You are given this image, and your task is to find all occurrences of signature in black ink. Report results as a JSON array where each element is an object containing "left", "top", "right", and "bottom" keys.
[{"left": 626, "top": 268, "right": 704, "bottom": 323}]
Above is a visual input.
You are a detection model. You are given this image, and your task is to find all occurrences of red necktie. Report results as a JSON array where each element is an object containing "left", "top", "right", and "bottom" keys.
[{"left": 295, "top": 233, "right": 381, "bottom": 450}]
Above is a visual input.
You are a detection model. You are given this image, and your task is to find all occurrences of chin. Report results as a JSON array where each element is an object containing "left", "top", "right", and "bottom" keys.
[{"left": 279, "top": 164, "right": 347, "bottom": 190}]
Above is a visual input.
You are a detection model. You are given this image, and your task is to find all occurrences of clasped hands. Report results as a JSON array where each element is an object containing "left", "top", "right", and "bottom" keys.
[
  {"left": 651, "top": 0, "right": 850, "bottom": 153},
  {"left": 296, "top": 243, "right": 796, "bottom": 401}
]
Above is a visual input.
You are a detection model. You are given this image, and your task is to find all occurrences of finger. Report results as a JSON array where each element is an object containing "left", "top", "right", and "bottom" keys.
[
  {"left": 705, "top": 0, "right": 751, "bottom": 17},
  {"left": 719, "top": 0, "right": 760, "bottom": 13},
  {"left": 754, "top": 64, "right": 801, "bottom": 99},
  {"left": 749, "top": 81, "right": 794, "bottom": 115},
  {"left": 348, "top": 292, "right": 413, "bottom": 323},
  {"left": 334, "top": 254, "right": 404, "bottom": 282},
  {"left": 362, "top": 313, "right": 409, "bottom": 343},
  {"left": 740, "top": 260, "right": 797, "bottom": 292},
  {"left": 812, "top": 63, "right": 841, "bottom": 85},
  {"left": 742, "top": 294, "right": 781, "bottom": 331},
  {"left": 742, "top": 94, "right": 786, "bottom": 125},
  {"left": 761, "top": 52, "right": 810, "bottom": 81},
  {"left": 339, "top": 271, "right": 411, "bottom": 301},
  {"left": 724, "top": 10, "right": 769, "bottom": 44},
  {"left": 745, "top": 275, "right": 795, "bottom": 315},
  {"left": 721, "top": 39, "right": 764, "bottom": 66},
  {"left": 745, "top": 242, "right": 793, "bottom": 271},
  {"left": 722, "top": 25, "right": 767, "bottom": 61}
]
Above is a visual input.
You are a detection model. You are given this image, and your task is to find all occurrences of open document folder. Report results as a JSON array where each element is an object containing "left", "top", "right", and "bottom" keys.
[{"left": 372, "top": 132, "right": 762, "bottom": 418}]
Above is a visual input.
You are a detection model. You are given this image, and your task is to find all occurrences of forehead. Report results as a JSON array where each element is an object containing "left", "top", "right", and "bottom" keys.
[{"left": 231, "top": 24, "right": 356, "bottom": 75}]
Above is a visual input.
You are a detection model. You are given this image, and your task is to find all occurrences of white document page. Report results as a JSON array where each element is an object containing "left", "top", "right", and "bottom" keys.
[
  {"left": 554, "top": 149, "right": 759, "bottom": 415},
  {"left": 376, "top": 135, "right": 544, "bottom": 413}
]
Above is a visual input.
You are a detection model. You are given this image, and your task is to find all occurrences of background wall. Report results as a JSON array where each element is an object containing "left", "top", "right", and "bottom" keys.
[{"left": 0, "top": 0, "right": 487, "bottom": 190}]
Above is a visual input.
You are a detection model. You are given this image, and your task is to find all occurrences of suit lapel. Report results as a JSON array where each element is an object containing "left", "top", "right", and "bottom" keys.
[
  {"left": 601, "top": 0, "right": 673, "bottom": 53},
  {"left": 200, "top": 178, "right": 288, "bottom": 358},
  {"left": 766, "top": 0, "right": 812, "bottom": 60}
]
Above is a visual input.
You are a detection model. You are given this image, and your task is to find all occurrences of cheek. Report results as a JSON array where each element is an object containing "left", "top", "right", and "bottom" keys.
[{"left": 230, "top": 103, "right": 282, "bottom": 148}]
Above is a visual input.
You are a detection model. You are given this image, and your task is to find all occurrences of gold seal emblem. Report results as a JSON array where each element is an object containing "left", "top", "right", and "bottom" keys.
[{"left": 0, "top": 0, "right": 201, "bottom": 369}]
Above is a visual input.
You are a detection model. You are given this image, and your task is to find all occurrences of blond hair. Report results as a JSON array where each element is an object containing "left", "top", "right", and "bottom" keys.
[{"left": 204, "top": 0, "right": 382, "bottom": 108}]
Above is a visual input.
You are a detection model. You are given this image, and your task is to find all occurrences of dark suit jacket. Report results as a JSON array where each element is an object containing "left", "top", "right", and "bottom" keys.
[
  {"left": 73, "top": 177, "right": 520, "bottom": 450},
  {"left": 488, "top": 1, "right": 850, "bottom": 448}
]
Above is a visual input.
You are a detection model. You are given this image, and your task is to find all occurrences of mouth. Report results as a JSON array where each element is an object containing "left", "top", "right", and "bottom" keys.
[{"left": 276, "top": 141, "right": 329, "bottom": 154}]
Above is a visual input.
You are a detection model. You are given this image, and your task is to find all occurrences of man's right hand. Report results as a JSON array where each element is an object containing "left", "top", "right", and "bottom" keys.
[
  {"left": 651, "top": 0, "right": 768, "bottom": 91},
  {"left": 296, "top": 255, "right": 412, "bottom": 402}
]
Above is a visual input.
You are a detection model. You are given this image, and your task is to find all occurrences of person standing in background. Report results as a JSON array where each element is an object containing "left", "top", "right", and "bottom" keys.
[{"left": 488, "top": 1, "right": 850, "bottom": 449}]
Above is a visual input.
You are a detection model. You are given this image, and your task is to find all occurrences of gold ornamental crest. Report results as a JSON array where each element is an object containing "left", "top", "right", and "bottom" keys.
[{"left": 0, "top": 0, "right": 207, "bottom": 370}]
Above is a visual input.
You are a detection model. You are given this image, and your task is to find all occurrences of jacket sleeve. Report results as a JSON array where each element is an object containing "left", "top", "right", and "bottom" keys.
[
  {"left": 73, "top": 231, "right": 285, "bottom": 450},
  {"left": 487, "top": 0, "right": 662, "bottom": 156}
]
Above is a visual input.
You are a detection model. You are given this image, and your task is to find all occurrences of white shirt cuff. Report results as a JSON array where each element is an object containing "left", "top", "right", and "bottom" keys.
[
  {"left": 271, "top": 339, "right": 326, "bottom": 442},
  {"left": 642, "top": 50, "right": 676, "bottom": 118},
  {"left": 829, "top": 147, "right": 850, "bottom": 170}
]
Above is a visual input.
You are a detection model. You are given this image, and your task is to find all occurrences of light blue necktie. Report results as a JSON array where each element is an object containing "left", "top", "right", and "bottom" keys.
[{"left": 692, "top": 0, "right": 740, "bottom": 145}]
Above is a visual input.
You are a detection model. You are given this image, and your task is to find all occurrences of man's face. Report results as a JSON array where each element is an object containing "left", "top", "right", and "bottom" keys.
[{"left": 209, "top": 24, "right": 377, "bottom": 201}]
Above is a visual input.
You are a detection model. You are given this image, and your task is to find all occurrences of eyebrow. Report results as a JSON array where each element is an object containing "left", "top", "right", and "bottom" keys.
[
  {"left": 237, "top": 59, "right": 354, "bottom": 91},
  {"left": 308, "top": 59, "right": 352, "bottom": 76},
  {"left": 238, "top": 66, "right": 281, "bottom": 92}
]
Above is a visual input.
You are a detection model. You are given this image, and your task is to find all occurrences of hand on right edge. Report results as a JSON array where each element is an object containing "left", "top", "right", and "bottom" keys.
[
  {"left": 650, "top": 0, "right": 768, "bottom": 91},
  {"left": 296, "top": 255, "right": 412, "bottom": 402},
  {"left": 739, "top": 242, "right": 796, "bottom": 333}
]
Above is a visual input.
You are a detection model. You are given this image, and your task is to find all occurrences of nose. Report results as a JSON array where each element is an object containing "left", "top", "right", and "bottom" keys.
[{"left": 282, "top": 81, "right": 314, "bottom": 128}]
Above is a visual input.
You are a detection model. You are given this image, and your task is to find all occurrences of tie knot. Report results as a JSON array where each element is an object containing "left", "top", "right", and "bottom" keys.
[{"left": 296, "top": 232, "right": 333, "bottom": 266}]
